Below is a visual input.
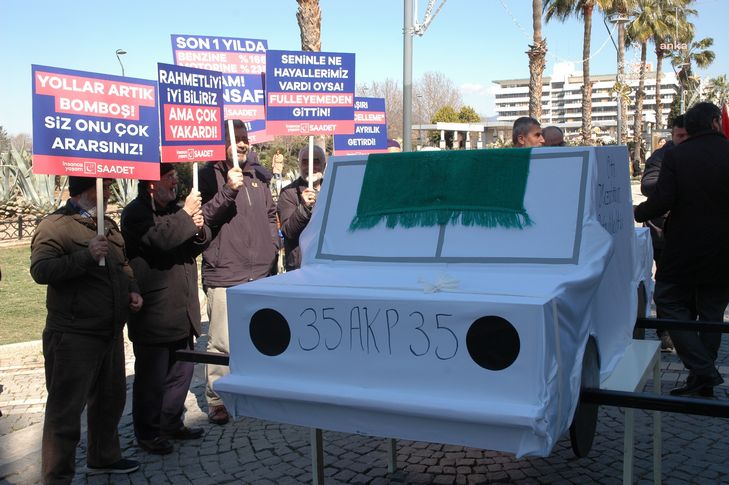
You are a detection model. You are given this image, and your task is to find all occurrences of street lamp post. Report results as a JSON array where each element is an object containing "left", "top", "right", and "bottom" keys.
[
  {"left": 115, "top": 49, "right": 127, "bottom": 77},
  {"left": 403, "top": 1, "right": 414, "bottom": 152},
  {"left": 402, "top": 0, "right": 446, "bottom": 152}
]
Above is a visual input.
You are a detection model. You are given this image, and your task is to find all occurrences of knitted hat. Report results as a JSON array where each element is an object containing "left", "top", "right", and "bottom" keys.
[
  {"left": 68, "top": 177, "right": 96, "bottom": 196},
  {"left": 138, "top": 163, "right": 176, "bottom": 191}
]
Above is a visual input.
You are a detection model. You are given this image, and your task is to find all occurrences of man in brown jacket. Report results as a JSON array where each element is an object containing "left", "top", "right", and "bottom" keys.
[{"left": 31, "top": 177, "right": 143, "bottom": 484}]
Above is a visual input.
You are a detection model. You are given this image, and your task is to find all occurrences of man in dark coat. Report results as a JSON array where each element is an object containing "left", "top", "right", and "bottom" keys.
[
  {"left": 31, "top": 177, "right": 142, "bottom": 483},
  {"left": 121, "top": 163, "right": 211, "bottom": 454},
  {"left": 640, "top": 114, "right": 688, "bottom": 352},
  {"left": 198, "top": 120, "right": 279, "bottom": 424},
  {"left": 634, "top": 102, "right": 729, "bottom": 397},
  {"left": 277, "top": 145, "right": 326, "bottom": 271}
]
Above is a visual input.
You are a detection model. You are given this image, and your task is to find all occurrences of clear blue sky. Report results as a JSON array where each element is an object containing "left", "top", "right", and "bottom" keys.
[{"left": 2, "top": 0, "right": 725, "bottom": 136}]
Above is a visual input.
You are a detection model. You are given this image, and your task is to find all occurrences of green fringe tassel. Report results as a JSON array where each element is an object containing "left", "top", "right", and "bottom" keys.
[{"left": 349, "top": 209, "right": 533, "bottom": 231}]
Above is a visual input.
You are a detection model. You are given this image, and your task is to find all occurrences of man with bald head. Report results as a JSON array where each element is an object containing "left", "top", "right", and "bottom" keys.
[{"left": 543, "top": 126, "right": 565, "bottom": 147}]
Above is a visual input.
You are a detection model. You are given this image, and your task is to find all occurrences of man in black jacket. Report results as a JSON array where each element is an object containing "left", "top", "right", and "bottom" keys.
[
  {"left": 277, "top": 145, "right": 326, "bottom": 271},
  {"left": 635, "top": 102, "right": 729, "bottom": 397},
  {"left": 198, "top": 120, "right": 279, "bottom": 424},
  {"left": 121, "top": 163, "right": 211, "bottom": 454},
  {"left": 640, "top": 114, "right": 688, "bottom": 352}
]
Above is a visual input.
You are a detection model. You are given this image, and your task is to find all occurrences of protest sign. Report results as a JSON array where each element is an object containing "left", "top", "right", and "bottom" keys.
[
  {"left": 32, "top": 65, "right": 159, "bottom": 179},
  {"left": 172, "top": 34, "right": 271, "bottom": 144},
  {"left": 265, "top": 50, "right": 355, "bottom": 136},
  {"left": 158, "top": 63, "right": 224, "bottom": 163},
  {"left": 333, "top": 97, "right": 387, "bottom": 156}
]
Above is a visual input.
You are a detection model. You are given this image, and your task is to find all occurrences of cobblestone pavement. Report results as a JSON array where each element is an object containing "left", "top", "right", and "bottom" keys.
[{"left": 2, "top": 184, "right": 729, "bottom": 484}]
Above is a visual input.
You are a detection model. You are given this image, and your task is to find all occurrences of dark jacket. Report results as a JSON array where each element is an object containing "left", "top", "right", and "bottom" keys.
[
  {"left": 199, "top": 159, "right": 279, "bottom": 287},
  {"left": 277, "top": 178, "right": 312, "bottom": 271},
  {"left": 30, "top": 201, "right": 138, "bottom": 338},
  {"left": 121, "top": 192, "right": 211, "bottom": 344},
  {"left": 640, "top": 141, "right": 675, "bottom": 257},
  {"left": 634, "top": 131, "right": 729, "bottom": 285}
]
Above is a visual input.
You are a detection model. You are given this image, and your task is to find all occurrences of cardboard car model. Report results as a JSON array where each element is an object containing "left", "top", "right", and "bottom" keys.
[{"left": 216, "top": 146, "right": 653, "bottom": 458}]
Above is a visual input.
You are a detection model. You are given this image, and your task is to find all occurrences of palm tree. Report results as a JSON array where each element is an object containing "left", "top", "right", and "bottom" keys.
[
  {"left": 650, "top": 0, "right": 693, "bottom": 129},
  {"left": 296, "top": 0, "right": 321, "bottom": 52},
  {"left": 626, "top": 0, "right": 674, "bottom": 166},
  {"left": 704, "top": 75, "right": 729, "bottom": 106},
  {"left": 528, "top": 0, "right": 547, "bottom": 120},
  {"left": 545, "top": 0, "right": 616, "bottom": 144},
  {"left": 670, "top": 36, "right": 715, "bottom": 110},
  {"left": 296, "top": 0, "right": 326, "bottom": 149}
]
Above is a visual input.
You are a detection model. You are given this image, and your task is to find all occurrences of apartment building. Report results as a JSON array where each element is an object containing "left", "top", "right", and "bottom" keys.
[{"left": 493, "top": 63, "right": 679, "bottom": 139}]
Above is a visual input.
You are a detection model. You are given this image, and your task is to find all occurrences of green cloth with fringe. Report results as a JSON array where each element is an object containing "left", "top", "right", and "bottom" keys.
[{"left": 349, "top": 148, "right": 533, "bottom": 231}]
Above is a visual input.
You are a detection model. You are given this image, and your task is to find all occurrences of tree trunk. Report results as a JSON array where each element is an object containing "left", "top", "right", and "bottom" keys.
[
  {"left": 581, "top": 5, "right": 594, "bottom": 144},
  {"left": 296, "top": 0, "right": 321, "bottom": 52},
  {"left": 632, "top": 42, "right": 647, "bottom": 176},
  {"left": 654, "top": 46, "right": 664, "bottom": 129},
  {"left": 528, "top": 0, "right": 547, "bottom": 120},
  {"left": 617, "top": 22, "right": 628, "bottom": 144},
  {"left": 296, "top": 0, "right": 325, "bottom": 149}
]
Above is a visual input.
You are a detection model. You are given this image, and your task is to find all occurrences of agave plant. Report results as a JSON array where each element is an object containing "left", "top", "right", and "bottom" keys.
[
  {"left": 110, "top": 178, "right": 138, "bottom": 208},
  {"left": 9, "top": 146, "right": 66, "bottom": 215},
  {"left": 0, "top": 152, "right": 20, "bottom": 203}
]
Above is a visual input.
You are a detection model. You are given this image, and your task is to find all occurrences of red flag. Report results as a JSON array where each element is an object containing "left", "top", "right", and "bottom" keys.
[{"left": 722, "top": 104, "right": 729, "bottom": 139}]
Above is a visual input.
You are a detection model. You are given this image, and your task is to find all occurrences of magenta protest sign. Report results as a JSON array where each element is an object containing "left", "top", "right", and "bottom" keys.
[
  {"left": 158, "top": 63, "right": 224, "bottom": 163},
  {"left": 333, "top": 97, "right": 388, "bottom": 156},
  {"left": 171, "top": 34, "right": 271, "bottom": 144},
  {"left": 265, "top": 50, "right": 355, "bottom": 136},
  {"left": 32, "top": 65, "right": 159, "bottom": 179}
]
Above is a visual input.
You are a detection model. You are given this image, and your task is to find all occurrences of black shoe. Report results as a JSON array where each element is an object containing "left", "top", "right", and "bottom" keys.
[
  {"left": 670, "top": 374, "right": 724, "bottom": 397},
  {"left": 162, "top": 426, "right": 204, "bottom": 440},
  {"left": 87, "top": 458, "right": 140, "bottom": 475},
  {"left": 660, "top": 334, "right": 674, "bottom": 352},
  {"left": 138, "top": 437, "right": 174, "bottom": 455}
]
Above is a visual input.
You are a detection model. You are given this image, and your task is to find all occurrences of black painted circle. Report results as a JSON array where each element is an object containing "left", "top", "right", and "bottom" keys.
[
  {"left": 466, "top": 316, "right": 520, "bottom": 370},
  {"left": 250, "top": 309, "right": 291, "bottom": 356}
]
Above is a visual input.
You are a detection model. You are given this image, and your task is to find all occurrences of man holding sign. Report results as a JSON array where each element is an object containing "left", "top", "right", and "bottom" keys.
[
  {"left": 30, "top": 177, "right": 143, "bottom": 482},
  {"left": 121, "top": 163, "right": 210, "bottom": 455},
  {"left": 198, "top": 120, "right": 279, "bottom": 424},
  {"left": 278, "top": 145, "right": 326, "bottom": 271}
]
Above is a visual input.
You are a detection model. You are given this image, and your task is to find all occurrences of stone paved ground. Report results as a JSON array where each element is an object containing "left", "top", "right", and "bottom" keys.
[
  {"left": 2, "top": 324, "right": 729, "bottom": 485},
  {"left": 2, "top": 183, "right": 729, "bottom": 484}
]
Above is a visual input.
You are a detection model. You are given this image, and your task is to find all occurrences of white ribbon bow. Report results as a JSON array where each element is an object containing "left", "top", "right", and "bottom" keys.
[{"left": 418, "top": 273, "right": 460, "bottom": 293}]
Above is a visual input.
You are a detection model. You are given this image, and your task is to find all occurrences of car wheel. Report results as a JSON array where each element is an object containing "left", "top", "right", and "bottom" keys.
[{"left": 569, "top": 336, "right": 599, "bottom": 458}]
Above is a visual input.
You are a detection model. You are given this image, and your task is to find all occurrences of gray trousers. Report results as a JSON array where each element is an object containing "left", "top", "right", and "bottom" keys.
[
  {"left": 654, "top": 281, "right": 729, "bottom": 378},
  {"left": 42, "top": 330, "right": 126, "bottom": 485},
  {"left": 205, "top": 286, "right": 229, "bottom": 407}
]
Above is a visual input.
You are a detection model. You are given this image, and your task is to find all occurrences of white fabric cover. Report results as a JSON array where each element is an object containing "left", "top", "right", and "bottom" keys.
[{"left": 216, "top": 146, "right": 653, "bottom": 457}]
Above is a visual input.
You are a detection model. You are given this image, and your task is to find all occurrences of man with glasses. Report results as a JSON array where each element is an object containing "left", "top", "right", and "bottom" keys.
[
  {"left": 277, "top": 145, "right": 327, "bottom": 271},
  {"left": 121, "top": 163, "right": 209, "bottom": 454}
]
